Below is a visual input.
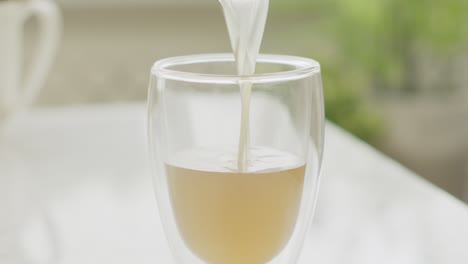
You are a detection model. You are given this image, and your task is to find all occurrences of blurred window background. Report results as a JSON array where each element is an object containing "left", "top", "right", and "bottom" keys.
[{"left": 33, "top": 0, "right": 468, "bottom": 201}]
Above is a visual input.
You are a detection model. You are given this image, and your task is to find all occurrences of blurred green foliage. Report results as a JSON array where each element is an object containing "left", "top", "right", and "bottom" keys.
[{"left": 272, "top": 0, "right": 467, "bottom": 143}]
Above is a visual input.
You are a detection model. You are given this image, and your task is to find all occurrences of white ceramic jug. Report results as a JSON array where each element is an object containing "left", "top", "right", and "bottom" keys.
[{"left": 0, "top": 0, "right": 61, "bottom": 123}]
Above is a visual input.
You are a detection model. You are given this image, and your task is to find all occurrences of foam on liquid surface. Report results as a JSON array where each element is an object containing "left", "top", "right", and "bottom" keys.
[{"left": 168, "top": 146, "right": 304, "bottom": 173}]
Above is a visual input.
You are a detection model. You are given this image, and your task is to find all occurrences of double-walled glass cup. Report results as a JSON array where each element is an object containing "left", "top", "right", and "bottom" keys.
[{"left": 148, "top": 54, "right": 324, "bottom": 264}]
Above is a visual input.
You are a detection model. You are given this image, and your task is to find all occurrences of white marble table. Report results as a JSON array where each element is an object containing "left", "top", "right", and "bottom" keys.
[{"left": 1, "top": 103, "right": 468, "bottom": 264}]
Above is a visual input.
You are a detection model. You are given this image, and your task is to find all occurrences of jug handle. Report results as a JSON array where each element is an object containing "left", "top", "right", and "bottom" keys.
[{"left": 22, "top": 0, "right": 61, "bottom": 106}]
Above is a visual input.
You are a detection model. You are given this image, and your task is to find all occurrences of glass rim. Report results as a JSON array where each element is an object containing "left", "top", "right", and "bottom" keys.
[{"left": 151, "top": 53, "right": 320, "bottom": 84}]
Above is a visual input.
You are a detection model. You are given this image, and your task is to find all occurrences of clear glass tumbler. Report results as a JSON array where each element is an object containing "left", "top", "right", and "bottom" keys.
[{"left": 148, "top": 54, "right": 324, "bottom": 264}]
